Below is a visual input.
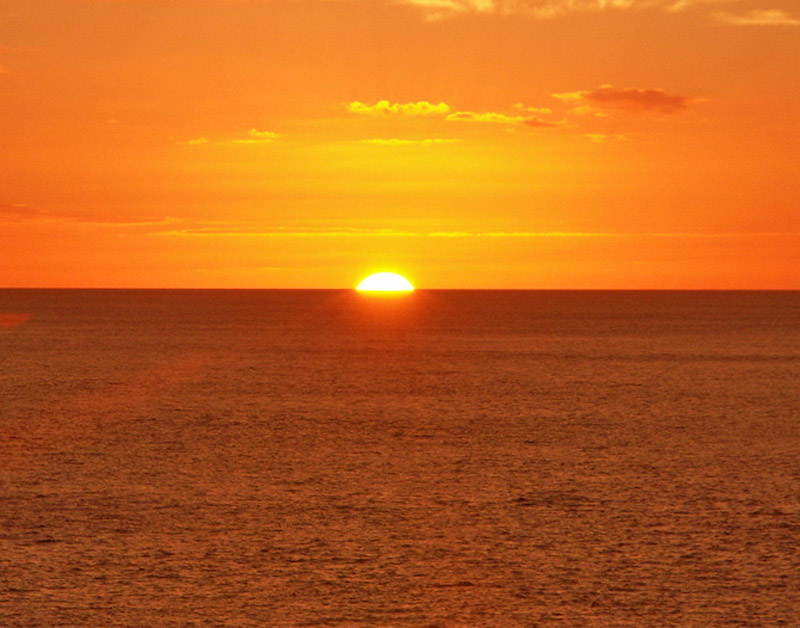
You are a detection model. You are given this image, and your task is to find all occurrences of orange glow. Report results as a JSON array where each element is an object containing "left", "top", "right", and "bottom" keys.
[{"left": 1, "top": 1, "right": 799, "bottom": 288}]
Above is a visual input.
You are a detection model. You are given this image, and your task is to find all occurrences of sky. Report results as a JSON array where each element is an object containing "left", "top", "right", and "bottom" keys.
[{"left": 1, "top": 0, "right": 799, "bottom": 288}]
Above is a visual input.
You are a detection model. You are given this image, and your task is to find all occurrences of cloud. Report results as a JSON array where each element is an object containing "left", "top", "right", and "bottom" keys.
[
  {"left": 398, "top": 0, "right": 496, "bottom": 19},
  {"left": 0, "top": 202, "right": 178, "bottom": 228},
  {"left": 525, "top": 0, "right": 637, "bottom": 18},
  {"left": 715, "top": 9, "right": 800, "bottom": 25},
  {"left": 553, "top": 84, "right": 689, "bottom": 114},
  {"left": 182, "top": 128, "right": 278, "bottom": 146},
  {"left": 513, "top": 103, "right": 554, "bottom": 115},
  {"left": 347, "top": 100, "right": 450, "bottom": 116},
  {"left": 399, "top": 0, "right": 749, "bottom": 20},
  {"left": 157, "top": 226, "right": 618, "bottom": 238},
  {"left": 523, "top": 117, "right": 567, "bottom": 128},
  {"left": 347, "top": 99, "right": 565, "bottom": 129},
  {"left": 360, "top": 138, "right": 458, "bottom": 146},
  {"left": 446, "top": 111, "right": 527, "bottom": 124},
  {"left": 232, "top": 128, "right": 279, "bottom": 144},
  {"left": 584, "top": 133, "right": 627, "bottom": 143},
  {"left": 157, "top": 226, "right": 800, "bottom": 241},
  {"left": 399, "top": 0, "right": 675, "bottom": 20},
  {"left": 666, "top": 0, "right": 737, "bottom": 12},
  {"left": 446, "top": 109, "right": 566, "bottom": 127}
]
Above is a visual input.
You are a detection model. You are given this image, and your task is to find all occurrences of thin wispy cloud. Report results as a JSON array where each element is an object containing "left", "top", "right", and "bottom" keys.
[
  {"left": 157, "top": 226, "right": 800, "bottom": 239},
  {"left": 513, "top": 104, "right": 554, "bottom": 115},
  {"left": 182, "top": 128, "right": 279, "bottom": 146},
  {"left": 665, "top": 0, "right": 738, "bottom": 11},
  {"left": 446, "top": 111, "right": 528, "bottom": 124},
  {"left": 232, "top": 129, "right": 279, "bottom": 144},
  {"left": 715, "top": 9, "right": 800, "bottom": 25},
  {"left": 398, "top": 0, "right": 756, "bottom": 20},
  {"left": 50, "top": 0, "right": 772, "bottom": 24},
  {"left": 158, "top": 226, "right": 616, "bottom": 238},
  {"left": 0, "top": 202, "right": 179, "bottom": 228},
  {"left": 584, "top": 133, "right": 627, "bottom": 143},
  {"left": 399, "top": 0, "right": 637, "bottom": 19},
  {"left": 446, "top": 109, "right": 566, "bottom": 126},
  {"left": 523, "top": 117, "right": 568, "bottom": 128}
]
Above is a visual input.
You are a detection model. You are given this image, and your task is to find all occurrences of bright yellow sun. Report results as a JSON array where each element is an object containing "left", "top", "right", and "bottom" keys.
[{"left": 356, "top": 272, "right": 415, "bottom": 292}]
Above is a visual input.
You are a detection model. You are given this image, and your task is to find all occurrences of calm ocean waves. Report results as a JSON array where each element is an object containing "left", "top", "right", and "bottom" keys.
[{"left": 1, "top": 290, "right": 799, "bottom": 627}]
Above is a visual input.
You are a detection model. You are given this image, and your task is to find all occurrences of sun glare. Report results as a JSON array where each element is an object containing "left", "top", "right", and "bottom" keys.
[{"left": 356, "top": 272, "right": 415, "bottom": 292}]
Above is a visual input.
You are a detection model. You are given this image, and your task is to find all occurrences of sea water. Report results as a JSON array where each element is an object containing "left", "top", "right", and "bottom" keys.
[{"left": 1, "top": 290, "right": 798, "bottom": 627}]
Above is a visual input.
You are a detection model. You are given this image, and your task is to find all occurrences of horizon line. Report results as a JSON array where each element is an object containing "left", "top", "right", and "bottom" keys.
[{"left": 2, "top": 287, "right": 799, "bottom": 292}]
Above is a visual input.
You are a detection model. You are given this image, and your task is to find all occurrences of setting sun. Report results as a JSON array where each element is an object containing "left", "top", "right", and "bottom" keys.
[{"left": 356, "top": 272, "right": 415, "bottom": 292}]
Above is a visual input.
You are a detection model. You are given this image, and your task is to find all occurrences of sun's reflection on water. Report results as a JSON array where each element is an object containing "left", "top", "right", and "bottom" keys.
[{"left": 0, "top": 312, "right": 31, "bottom": 328}]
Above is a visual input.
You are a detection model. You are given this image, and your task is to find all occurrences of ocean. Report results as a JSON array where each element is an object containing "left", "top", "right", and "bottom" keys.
[{"left": 1, "top": 289, "right": 798, "bottom": 627}]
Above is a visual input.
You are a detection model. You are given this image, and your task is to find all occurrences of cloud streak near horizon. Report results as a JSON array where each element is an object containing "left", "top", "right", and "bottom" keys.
[
  {"left": 153, "top": 225, "right": 800, "bottom": 239},
  {"left": 39, "top": 0, "right": 799, "bottom": 26},
  {"left": 394, "top": 0, "right": 775, "bottom": 20}
]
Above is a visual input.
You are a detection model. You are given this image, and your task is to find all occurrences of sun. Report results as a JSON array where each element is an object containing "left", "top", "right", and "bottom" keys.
[{"left": 356, "top": 272, "right": 415, "bottom": 292}]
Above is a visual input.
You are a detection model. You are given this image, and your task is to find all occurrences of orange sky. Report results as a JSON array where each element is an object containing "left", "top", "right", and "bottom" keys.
[{"left": 1, "top": 0, "right": 799, "bottom": 288}]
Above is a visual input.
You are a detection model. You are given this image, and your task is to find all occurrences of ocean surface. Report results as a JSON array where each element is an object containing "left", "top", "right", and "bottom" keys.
[{"left": 1, "top": 289, "right": 798, "bottom": 628}]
